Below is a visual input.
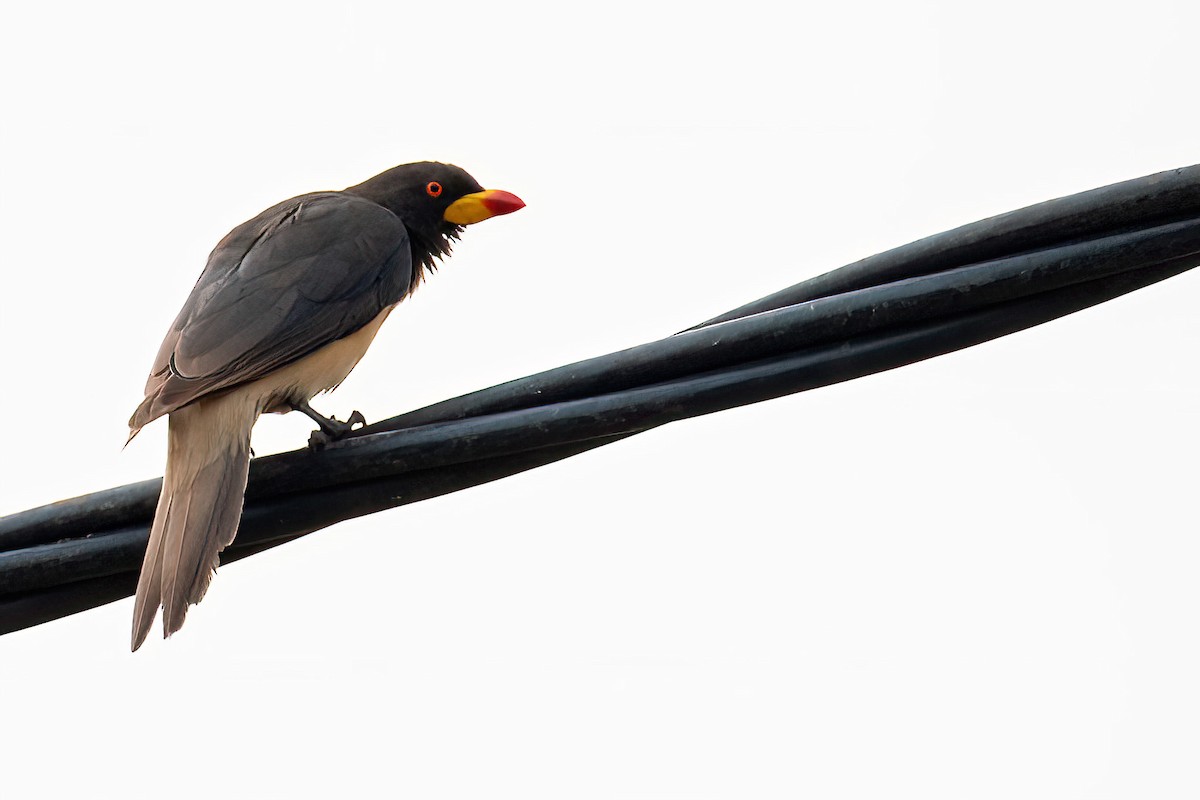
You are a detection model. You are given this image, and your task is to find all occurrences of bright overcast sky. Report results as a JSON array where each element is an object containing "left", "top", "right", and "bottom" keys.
[{"left": 4, "top": 2, "right": 1200, "bottom": 797}]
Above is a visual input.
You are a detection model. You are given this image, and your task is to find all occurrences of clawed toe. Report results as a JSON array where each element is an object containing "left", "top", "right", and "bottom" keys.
[{"left": 293, "top": 399, "right": 368, "bottom": 451}]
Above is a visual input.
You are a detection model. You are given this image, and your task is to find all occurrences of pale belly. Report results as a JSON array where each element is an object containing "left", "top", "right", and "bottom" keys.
[{"left": 247, "top": 305, "right": 396, "bottom": 414}]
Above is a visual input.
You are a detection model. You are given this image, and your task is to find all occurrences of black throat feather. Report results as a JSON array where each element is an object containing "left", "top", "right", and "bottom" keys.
[{"left": 407, "top": 223, "right": 463, "bottom": 295}]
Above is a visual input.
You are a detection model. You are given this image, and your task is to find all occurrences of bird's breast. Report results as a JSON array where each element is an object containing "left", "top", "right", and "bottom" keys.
[{"left": 251, "top": 305, "right": 397, "bottom": 413}]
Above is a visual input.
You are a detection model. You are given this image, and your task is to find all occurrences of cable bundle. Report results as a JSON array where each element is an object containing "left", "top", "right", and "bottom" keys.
[{"left": 5, "top": 165, "right": 1200, "bottom": 635}]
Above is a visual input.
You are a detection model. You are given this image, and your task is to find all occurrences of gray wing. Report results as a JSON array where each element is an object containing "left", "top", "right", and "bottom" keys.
[{"left": 130, "top": 191, "right": 412, "bottom": 430}]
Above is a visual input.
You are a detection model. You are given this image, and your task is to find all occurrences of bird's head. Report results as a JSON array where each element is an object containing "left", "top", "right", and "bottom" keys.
[{"left": 345, "top": 161, "right": 524, "bottom": 275}]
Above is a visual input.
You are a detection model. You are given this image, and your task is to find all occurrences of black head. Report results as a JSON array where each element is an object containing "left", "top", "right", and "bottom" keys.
[{"left": 345, "top": 161, "right": 523, "bottom": 277}]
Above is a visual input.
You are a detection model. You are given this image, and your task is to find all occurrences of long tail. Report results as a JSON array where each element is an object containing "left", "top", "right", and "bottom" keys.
[{"left": 131, "top": 393, "right": 258, "bottom": 651}]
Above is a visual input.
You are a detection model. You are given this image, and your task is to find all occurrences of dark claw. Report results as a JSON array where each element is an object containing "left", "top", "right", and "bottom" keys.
[{"left": 292, "top": 400, "right": 367, "bottom": 451}]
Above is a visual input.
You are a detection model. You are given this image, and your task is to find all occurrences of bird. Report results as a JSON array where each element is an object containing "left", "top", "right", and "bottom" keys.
[{"left": 127, "top": 161, "right": 524, "bottom": 650}]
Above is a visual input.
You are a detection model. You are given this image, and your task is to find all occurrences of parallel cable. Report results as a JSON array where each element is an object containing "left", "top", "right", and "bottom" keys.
[{"left": 4, "top": 165, "right": 1200, "bottom": 635}]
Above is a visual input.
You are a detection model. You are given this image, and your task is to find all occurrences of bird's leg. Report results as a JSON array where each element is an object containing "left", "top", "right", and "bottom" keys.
[{"left": 291, "top": 399, "right": 367, "bottom": 450}]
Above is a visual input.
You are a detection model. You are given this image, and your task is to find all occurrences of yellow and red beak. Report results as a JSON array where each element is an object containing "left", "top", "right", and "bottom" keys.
[{"left": 443, "top": 189, "right": 525, "bottom": 225}]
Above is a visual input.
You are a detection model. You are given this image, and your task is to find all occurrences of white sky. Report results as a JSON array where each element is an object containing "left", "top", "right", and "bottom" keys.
[{"left": 4, "top": 1, "right": 1200, "bottom": 797}]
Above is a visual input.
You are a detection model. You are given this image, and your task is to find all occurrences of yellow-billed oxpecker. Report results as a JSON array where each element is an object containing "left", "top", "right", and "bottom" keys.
[{"left": 128, "top": 162, "right": 524, "bottom": 650}]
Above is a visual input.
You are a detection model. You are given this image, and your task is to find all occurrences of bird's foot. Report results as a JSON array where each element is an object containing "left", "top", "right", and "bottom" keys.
[
  {"left": 307, "top": 411, "right": 366, "bottom": 450},
  {"left": 291, "top": 400, "right": 366, "bottom": 450}
]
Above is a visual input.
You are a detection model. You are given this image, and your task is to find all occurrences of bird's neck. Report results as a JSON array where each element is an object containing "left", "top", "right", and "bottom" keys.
[{"left": 405, "top": 226, "right": 461, "bottom": 295}]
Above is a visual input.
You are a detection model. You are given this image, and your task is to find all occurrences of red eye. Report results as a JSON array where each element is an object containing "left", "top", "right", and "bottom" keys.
[{"left": 426, "top": 181, "right": 443, "bottom": 197}]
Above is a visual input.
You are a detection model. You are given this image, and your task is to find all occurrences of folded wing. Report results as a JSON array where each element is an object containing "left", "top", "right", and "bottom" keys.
[{"left": 131, "top": 192, "right": 412, "bottom": 430}]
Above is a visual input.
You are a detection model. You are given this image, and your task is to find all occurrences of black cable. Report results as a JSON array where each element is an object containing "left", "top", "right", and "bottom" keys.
[{"left": 4, "top": 164, "right": 1200, "bottom": 635}]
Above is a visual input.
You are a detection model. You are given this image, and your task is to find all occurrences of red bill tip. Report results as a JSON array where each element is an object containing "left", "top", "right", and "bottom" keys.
[{"left": 481, "top": 190, "right": 526, "bottom": 216}]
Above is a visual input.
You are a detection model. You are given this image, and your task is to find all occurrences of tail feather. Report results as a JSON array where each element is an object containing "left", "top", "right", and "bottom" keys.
[
  {"left": 131, "top": 490, "right": 171, "bottom": 650},
  {"left": 163, "top": 448, "right": 251, "bottom": 634},
  {"left": 131, "top": 394, "right": 257, "bottom": 651}
]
